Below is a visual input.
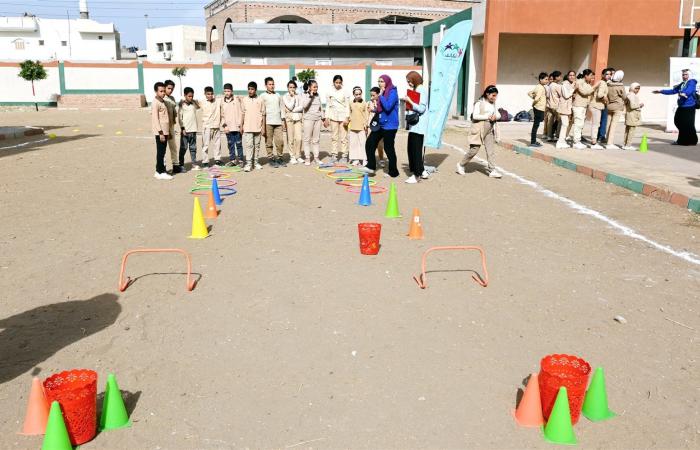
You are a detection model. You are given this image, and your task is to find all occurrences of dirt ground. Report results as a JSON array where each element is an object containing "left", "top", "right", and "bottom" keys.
[{"left": 0, "top": 108, "right": 699, "bottom": 449}]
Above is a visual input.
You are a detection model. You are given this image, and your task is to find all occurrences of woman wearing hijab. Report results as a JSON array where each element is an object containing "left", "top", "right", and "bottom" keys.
[
  {"left": 623, "top": 82, "right": 644, "bottom": 150},
  {"left": 653, "top": 69, "right": 698, "bottom": 146},
  {"left": 605, "top": 70, "right": 627, "bottom": 149},
  {"left": 360, "top": 74, "right": 400, "bottom": 177}
]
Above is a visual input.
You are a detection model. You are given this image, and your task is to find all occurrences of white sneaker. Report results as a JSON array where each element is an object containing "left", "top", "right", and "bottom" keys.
[
  {"left": 153, "top": 172, "right": 160, "bottom": 179},
  {"left": 243, "top": 164, "right": 252, "bottom": 172},
  {"left": 573, "top": 143, "right": 587, "bottom": 150},
  {"left": 379, "top": 159, "right": 386, "bottom": 168},
  {"left": 191, "top": 164, "right": 201, "bottom": 171},
  {"left": 255, "top": 163, "right": 263, "bottom": 170},
  {"left": 623, "top": 146, "right": 636, "bottom": 151},
  {"left": 155, "top": 172, "right": 173, "bottom": 180},
  {"left": 420, "top": 170, "right": 429, "bottom": 179},
  {"left": 591, "top": 143, "right": 604, "bottom": 150},
  {"left": 297, "top": 157, "right": 305, "bottom": 164},
  {"left": 605, "top": 144, "right": 619, "bottom": 150},
  {"left": 488, "top": 170, "right": 502, "bottom": 179},
  {"left": 456, "top": 162, "right": 466, "bottom": 175},
  {"left": 405, "top": 175, "right": 418, "bottom": 184},
  {"left": 316, "top": 159, "right": 324, "bottom": 166},
  {"left": 351, "top": 160, "right": 359, "bottom": 166},
  {"left": 304, "top": 159, "right": 311, "bottom": 166},
  {"left": 290, "top": 158, "right": 298, "bottom": 165},
  {"left": 555, "top": 142, "right": 571, "bottom": 149}
]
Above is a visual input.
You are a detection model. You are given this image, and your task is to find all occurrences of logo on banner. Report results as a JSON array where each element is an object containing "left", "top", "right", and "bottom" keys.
[{"left": 440, "top": 42, "right": 463, "bottom": 59}]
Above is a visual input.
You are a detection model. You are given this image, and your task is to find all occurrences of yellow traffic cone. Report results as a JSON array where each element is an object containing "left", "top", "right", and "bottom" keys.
[{"left": 189, "top": 197, "right": 209, "bottom": 239}]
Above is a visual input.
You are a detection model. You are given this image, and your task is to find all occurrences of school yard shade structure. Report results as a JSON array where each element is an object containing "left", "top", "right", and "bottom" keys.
[{"left": 427, "top": 0, "right": 689, "bottom": 123}]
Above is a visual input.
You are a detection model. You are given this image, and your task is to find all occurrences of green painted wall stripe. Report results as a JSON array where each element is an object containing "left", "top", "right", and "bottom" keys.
[
  {"left": 364, "top": 64, "right": 372, "bottom": 101},
  {"left": 289, "top": 64, "right": 295, "bottom": 82},
  {"left": 213, "top": 64, "right": 223, "bottom": 95},
  {"left": 0, "top": 101, "right": 57, "bottom": 106},
  {"left": 58, "top": 62, "right": 66, "bottom": 95},
  {"left": 553, "top": 158, "right": 578, "bottom": 171},
  {"left": 688, "top": 198, "right": 700, "bottom": 213},
  {"left": 137, "top": 62, "right": 144, "bottom": 94},
  {"left": 605, "top": 173, "right": 644, "bottom": 194}
]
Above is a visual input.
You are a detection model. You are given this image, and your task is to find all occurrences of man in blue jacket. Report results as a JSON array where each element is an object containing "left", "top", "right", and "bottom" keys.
[{"left": 653, "top": 69, "right": 698, "bottom": 146}]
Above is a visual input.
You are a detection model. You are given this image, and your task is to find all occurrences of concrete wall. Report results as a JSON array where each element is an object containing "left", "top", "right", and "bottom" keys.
[
  {"left": 64, "top": 64, "right": 138, "bottom": 90},
  {"left": 0, "top": 61, "right": 59, "bottom": 103},
  {"left": 223, "top": 65, "right": 290, "bottom": 92},
  {"left": 225, "top": 46, "right": 420, "bottom": 66},
  {"left": 142, "top": 62, "right": 214, "bottom": 98},
  {"left": 0, "top": 17, "right": 119, "bottom": 61}
]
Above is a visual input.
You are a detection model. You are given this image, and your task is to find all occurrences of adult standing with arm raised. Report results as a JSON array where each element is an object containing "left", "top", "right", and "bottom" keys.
[
  {"left": 403, "top": 70, "right": 428, "bottom": 184},
  {"left": 360, "top": 74, "right": 400, "bottom": 178},
  {"left": 652, "top": 68, "right": 698, "bottom": 146}
]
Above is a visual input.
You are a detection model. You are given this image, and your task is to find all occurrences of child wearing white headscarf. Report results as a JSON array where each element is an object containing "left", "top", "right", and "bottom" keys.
[
  {"left": 623, "top": 82, "right": 643, "bottom": 150},
  {"left": 605, "top": 70, "right": 627, "bottom": 149}
]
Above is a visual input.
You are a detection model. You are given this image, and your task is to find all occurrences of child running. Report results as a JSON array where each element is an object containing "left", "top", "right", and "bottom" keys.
[
  {"left": 151, "top": 82, "right": 173, "bottom": 180},
  {"left": 240, "top": 81, "right": 266, "bottom": 172},
  {"left": 178, "top": 87, "right": 200, "bottom": 170},
  {"left": 456, "top": 85, "right": 502, "bottom": 179},
  {"left": 348, "top": 86, "right": 368, "bottom": 166}
]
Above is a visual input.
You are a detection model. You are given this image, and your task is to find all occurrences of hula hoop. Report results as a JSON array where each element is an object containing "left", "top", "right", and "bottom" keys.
[
  {"left": 193, "top": 178, "right": 237, "bottom": 188},
  {"left": 335, "top": 178, "right": 377, "bottom": 187},
  {"left": 196, "top": 172, "right": 232, "bottom": 180},
  {"left": 345, "top": 185, "right": 388, "bottom": 194},
  {"left": 189, "top": 186, "right": 237, "bottom": 196},
  {"left": 211, "top": 166, "right": 242, "bottom": 173},
  {"left": 325, "top": 170, "right": 364, "bottom": 180},
  {"left": 315, "top": 164, "right": 349, "bottom": 173}
]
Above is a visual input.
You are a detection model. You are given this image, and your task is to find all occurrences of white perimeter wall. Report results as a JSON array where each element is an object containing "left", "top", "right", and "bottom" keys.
[
  {"left": 143, "top": 65, "right": 213, "bottom": 99},
  {"left": 64, "top": 66, "right": 138, "bottom": 90},
  {"left": 0, "top": 65, "right": 59, "bottom": 102},
  {"left": 223, "top": 67, "right": 289, "bottom": 92}
]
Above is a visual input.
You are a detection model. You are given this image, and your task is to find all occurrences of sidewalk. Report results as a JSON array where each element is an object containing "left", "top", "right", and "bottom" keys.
[{"left": 446, "top": 119, "right": 700, "bottom": 212}]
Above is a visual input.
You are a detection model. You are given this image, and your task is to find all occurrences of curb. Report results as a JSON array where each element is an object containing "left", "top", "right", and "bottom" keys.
[
  {"left": 505, "top": 142, "right": 700, "bottom": 214},
  {"left": 0, "top": 126, "right": 44, "bottom": 141}
]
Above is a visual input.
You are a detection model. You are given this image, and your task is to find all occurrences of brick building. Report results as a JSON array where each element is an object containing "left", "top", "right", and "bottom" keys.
[{"left": 204, "top": 0, "right": 470, "bottom": 53}]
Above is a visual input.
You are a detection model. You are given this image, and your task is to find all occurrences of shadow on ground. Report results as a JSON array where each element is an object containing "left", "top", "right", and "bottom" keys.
[
  {"left": 0, "top": 134, "right": 99, "bottom": 159},
  {"left": 0, "top": 293, "right": 121, "bottom": 384}
]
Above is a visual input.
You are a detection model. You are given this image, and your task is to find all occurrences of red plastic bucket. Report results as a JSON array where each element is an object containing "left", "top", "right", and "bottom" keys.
[
  {"left": 43, "top": 369, "right": 97, "bottom": 445},
  {"left": 358, "top": 223, "right": 381, "bottom": 255},
  {"left": 538, "top": 354, "right": 591, "bottom": 425}
]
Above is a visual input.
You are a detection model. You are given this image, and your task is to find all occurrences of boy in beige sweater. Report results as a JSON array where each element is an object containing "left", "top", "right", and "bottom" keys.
[
  {"left": 528, "top": 72, "right": 548, "bottom": 147},
  {"left": 151, "top": 82, "right": 173, "bottom": 180},
  {"left": 200, "top": 86, "right": 222, "bottom": 167}
]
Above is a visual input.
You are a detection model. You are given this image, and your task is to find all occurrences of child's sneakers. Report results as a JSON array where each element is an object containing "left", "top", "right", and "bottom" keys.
[
  {"left": 290, "top": 157, "right": 298, "bottom": 165},
  {"left": 225, "top": 160, "right": 237, "bottom": 167},
  {"left": 456, "top": 163, "right": 466, "bottom": 175},
  {"left": 297, "top": 157, "right": 305, "bottom": 164},
  {"left": 191, "top": 164, "right": 201, "bottom": 171},
  {"left": 214, "top": 160, "right": 223, "bottom": 166},
  {"left": 304, "top": 159, "right": 311, "bottom": 166},
  {"left": 255, "top": 162, "right": 263, "bottom": 170},
  {"left": 154, "top": 172, "right": 173, "bottom": 180},
  {"left": 243, "top": 164, "right": 252, "bottom": 172}
]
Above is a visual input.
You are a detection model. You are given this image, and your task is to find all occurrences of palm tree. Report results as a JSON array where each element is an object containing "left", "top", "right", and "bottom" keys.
[
  {"left": 18, "top": 60, "right": 47, "bottom": 111},
  {"left": 171, "top": 66, "right": 188, "bottom": 97}
]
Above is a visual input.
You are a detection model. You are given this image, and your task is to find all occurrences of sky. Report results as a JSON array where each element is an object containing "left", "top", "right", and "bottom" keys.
[{"left": 0, "top": 0, "right": 207, "bottom": 48}]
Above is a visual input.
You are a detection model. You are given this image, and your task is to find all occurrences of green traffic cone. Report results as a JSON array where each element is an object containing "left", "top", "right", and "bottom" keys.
[
  {"left": 582, "top": 367, "right": 616, "bottom": 422},
  {"left": 639, "top": 134, "right": 648, "bottom": 153},
  {"left": 542, "top": 387, "right": 577, "bottom": 445},
  {"left": 42, "top": 401, "right": 72, "bottom": 450},
  {"left": 99, "top": 374, "right": 131, "bottom": 431},
  {"left": 385, "top": 182, "right": 401, "bottom": 218}
]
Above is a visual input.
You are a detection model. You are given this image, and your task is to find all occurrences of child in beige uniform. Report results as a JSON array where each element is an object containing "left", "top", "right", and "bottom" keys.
[
  {"left": 283, "top": 79, "right": 305, "bottom": 164},
  {"left": 623, "top": 82, "right": 643, "bottom": 150},
  {"left": 200, "top": 86, "right": 222, "bottom": 167},
  {"left": 348, "top": 87, "right": 368, "bottom": 165},
  {"left": 151, "top": 82, "right": 173, "bottom": 180},
  {"left": 241, "top": 81, "right": 266, "bottom": 172},
  {"left": 324, "top": 74, "right": 350, "bottom": 162}
]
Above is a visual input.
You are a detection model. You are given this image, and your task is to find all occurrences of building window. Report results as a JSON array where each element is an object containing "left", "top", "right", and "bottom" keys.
[
  {"left": 315, "top": 59, "right": 332, "bottom": 66},
  {"left": 195, "top": 41, "right": 206, "bottom": 51},
  {"left": 15, "top": 39, "right": 25, "bottom": 50},
  {"left": 38, "top": 39, "right": 44, "bottom": 46},
  {"left": 61, "top": 41, "right": 67, "bottom": 47},
  {"left": 157, "top": 42, "right": 164, "bottom": 51},
  {"left": 165, "top": 42, "right": 172, "bottom": 51},
  {"left": 98, "top": 35, "right": 103, "bottom": 40}
]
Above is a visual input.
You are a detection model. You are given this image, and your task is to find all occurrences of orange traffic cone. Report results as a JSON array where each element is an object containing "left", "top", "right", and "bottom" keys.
[
  {"left": 513, "top": 373, "right": 545, "bottom": 427},
  {"left": 407, "top": 208, "right": 424, "bottom": 239},
  {"left": 204, "top": 190, "right": 219, "bottom": 219},
  {"left": 18, "top": 377, "right": 50, "bottom": 435}
]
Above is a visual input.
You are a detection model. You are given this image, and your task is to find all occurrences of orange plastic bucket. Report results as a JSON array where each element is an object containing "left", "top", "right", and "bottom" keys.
[
  {"left": 538, "top": 354, "right": 591, "bottom": 425},
  {"left": 43, "top": 369, "right": 97, "bottom": 445},
  {"left": 358, "top": 223, "right": 381, "bottom": 255}
]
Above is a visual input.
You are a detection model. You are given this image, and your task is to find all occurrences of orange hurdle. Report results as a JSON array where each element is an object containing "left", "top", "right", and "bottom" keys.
[
  {"left": 118, "top": 248, "right": 197, "bottom": 292},
  {"left": 413, "top": 246, "right": 489, "bottom": 289}
]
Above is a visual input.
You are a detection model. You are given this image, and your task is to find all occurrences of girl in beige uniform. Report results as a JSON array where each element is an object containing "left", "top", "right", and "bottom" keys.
[{"left": 456, "top": 85, "right": 502, "bottom": 179}]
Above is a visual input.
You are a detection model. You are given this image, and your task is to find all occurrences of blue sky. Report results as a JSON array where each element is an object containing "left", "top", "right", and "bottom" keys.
[{"left": 0, "top": 0, "right": 206, "bottom": 47}]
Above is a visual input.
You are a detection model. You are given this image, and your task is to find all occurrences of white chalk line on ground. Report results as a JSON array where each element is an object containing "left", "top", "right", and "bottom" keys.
[
  {"left": 443, "top": 142, "right": 700, "bottom": 266},
  {"left": 0, "top": 138, "right": 50, "bottom": 150}
]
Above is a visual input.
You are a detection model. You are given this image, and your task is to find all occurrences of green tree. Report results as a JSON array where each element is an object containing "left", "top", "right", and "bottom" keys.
[
  {"left": 18, "top": 60, "right": 47, "bottom": 111},
  {"left": 171, "top": 66, "right": 188, "bottom": 96},
  {"left": 296, "top": 69, "right": 317, "bottom": 85}
]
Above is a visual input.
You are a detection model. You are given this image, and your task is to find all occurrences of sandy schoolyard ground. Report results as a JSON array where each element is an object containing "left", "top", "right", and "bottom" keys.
[{"left": 0, "top": 108, "right": 699, "bottom": 449}]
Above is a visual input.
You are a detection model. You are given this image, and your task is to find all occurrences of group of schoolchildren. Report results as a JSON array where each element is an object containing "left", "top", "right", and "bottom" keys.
[
  {"left": 150, "top": 73, "right": 430, "bottom": 182},
  {"left": 528, "top": 68, "right": 644, "bottom": 151}
]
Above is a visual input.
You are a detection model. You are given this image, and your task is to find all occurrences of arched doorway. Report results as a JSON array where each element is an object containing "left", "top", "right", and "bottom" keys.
[
  {"left": 209, "top": 25, "right": 218, "bottom": 51},
  {"left": 268, "top": 15, "right": 311, "bottom": 24}
]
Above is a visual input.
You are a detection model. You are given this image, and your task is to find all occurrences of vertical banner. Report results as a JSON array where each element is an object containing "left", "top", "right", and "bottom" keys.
[{"left": 425, "top": 20, "right": 472, "bottom": 149}]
